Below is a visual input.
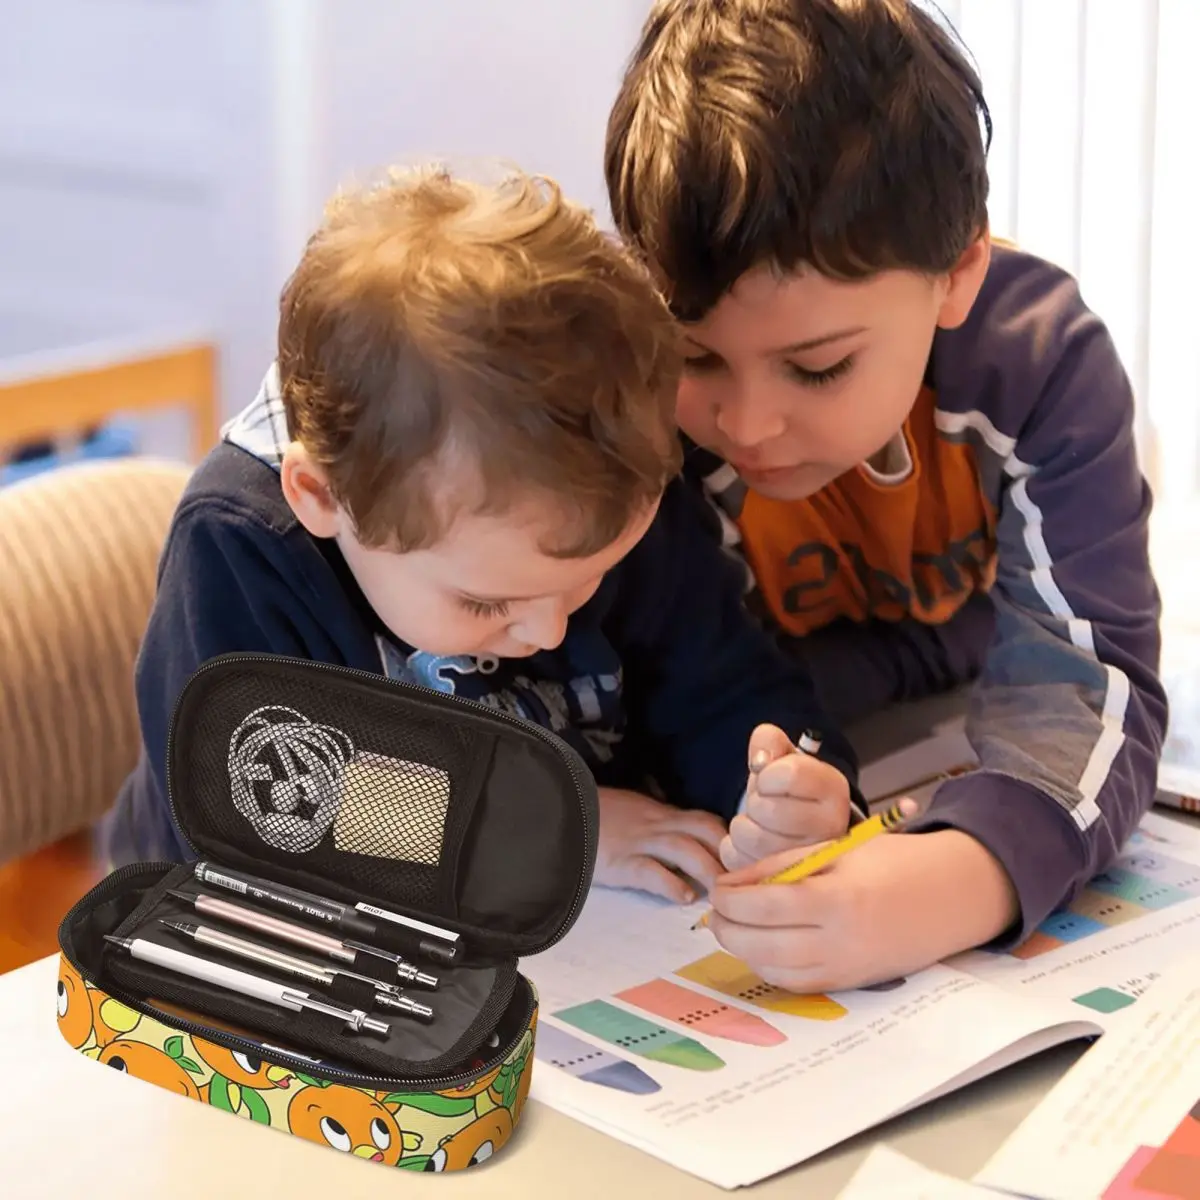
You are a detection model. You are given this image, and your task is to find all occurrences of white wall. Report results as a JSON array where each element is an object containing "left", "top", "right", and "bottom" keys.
[
  {"left": 0, "top": 0, "right": 218, "bottom": 334},
  {"left": 318, "top": 1, "right": 644, "bottom": 217},
  {"left": 0, "top": 0, "right": 273, "bottom": 454},
  {"left": 0, "top": 0, "right": 652, "bottom": 445}
]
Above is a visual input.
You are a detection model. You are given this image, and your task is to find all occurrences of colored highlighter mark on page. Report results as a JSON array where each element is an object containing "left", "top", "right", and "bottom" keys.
[
  {"left": 615, "top": 978, "right": 786, "bottom": 1047},
  {"left": 553, "top": 1000, "right": 725, "bottom": 1072},
  {"left": 1074, "top": 987, "right": 1139, "bottom": 1016},
  {"left": 534, "top": 1022, "right": 661, "bottom": 1095},
  {"left": 1101, "top": 1111, "right": 1200, "bottom": 1200},
  {"left": 675, "top": 951, "right": 848, "bottom": 1020}
]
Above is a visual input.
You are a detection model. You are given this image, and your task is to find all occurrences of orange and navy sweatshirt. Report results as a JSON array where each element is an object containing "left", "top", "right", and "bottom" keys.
[{"left": 683, "top": 243, "right": 1168, "bottom": 945}]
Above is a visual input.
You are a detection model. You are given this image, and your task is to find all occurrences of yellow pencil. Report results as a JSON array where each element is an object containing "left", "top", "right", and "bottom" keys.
[{"left": 692, "top": 800, "right": 913, "bottom": 931}]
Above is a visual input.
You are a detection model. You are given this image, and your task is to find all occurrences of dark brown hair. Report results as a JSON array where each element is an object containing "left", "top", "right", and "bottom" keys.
[
  {"left": 605, "top": 0, "right": 992, "bottom": 320},
  {"left": 278, "top": 166, "right": 682, "bottom": 555}
]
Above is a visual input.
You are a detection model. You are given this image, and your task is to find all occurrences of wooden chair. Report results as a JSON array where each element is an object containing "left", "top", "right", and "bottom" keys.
[{"left": 0, "top": 459, "right": 191, "bottom": 971}]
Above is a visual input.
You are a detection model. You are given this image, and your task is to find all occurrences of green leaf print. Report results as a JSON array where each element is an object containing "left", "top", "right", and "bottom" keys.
[
  {"left": 499, "top": 1049, "right": 529, "bottom": 1109},
  {"left": 178, "top": 1057, "right": 203, "bottom": 1075},
  {"left": 294, "top": 1073, "right": 330, "bottom": 1088},
  {"left": 241, "top": 1087, "right": 272, "bottom": 1125},
  {"left": 396, "top": 1155, "right": 433, "bottom": 1171},
  {"left": 493, "top": 1063, "right": 516, "bottom": 1109},
  {"left": 164, "top": 1036, "right": 185, "bottom": 1060},
  {"left": 208, "top": 1074, "right": 235, "bottom": 1113},
  {"left": 382, "top": 1093, "right": 476, "bottom": 1118}
]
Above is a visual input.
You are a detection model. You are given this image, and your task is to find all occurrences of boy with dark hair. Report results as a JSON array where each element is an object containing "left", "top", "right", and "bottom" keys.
[
  {"left": 103, "top": 166, "right": 862, "bottom": 906},
  {"left": 606, "top": 0, "right": 1166, "bottom": 988}
]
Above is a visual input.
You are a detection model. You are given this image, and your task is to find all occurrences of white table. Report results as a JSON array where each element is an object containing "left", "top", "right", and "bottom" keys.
[{"left": 0, "top": 954, "right": 1079, "bottom": 1198}]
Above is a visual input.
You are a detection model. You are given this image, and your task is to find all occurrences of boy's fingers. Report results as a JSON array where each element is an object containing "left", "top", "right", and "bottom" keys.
[
  {"left": 747, "top": 724, "right": 798, "bottom": 774},
  {"left": 717, "top": 839, "right": 830, "bottom": 886},
  {"left": 608, "top": 857, "right": 697, "bottom": 905},
  {"left": 718, "top": 834, "right": 753, "bottom": 873},
  {"left": 711, "top": 874, "right": 829, "bottom": 928},
  {"left": 754, "top": 752, "right": 839, "bottom": 796},
  {"left": 707, "top": 913, "right": 824, "bottom": 969},
  {"left": 662, "top": 809, "right": 727, "bottom": 853},
  {"left": 742, "top": 783, "right": 849, "bottom": 841},
  {"left": 645, "top": 833, "right": 723, "bottom": 893},
  {"left": 726, "top": 813, "right": 819, "bottom": 864},
  {"left": 642, "top": 860, "right": 698, "bottom": 905}
]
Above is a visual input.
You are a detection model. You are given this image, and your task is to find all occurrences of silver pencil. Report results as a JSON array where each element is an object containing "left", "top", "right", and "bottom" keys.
[
  {"left": 166, "top": 888, "right": 439, "bottom": 990},
  {"left": 104, "top": 933, "right": 391, "bottom": 1036},
  {"left": 159, "top": 920, "right": 435, "bottom": 1024}
]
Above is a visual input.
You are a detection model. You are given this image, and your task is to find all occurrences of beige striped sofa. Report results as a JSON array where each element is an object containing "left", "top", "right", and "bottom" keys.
[{"left": 0, "top": 460, "right": 190, "bottom": 864}]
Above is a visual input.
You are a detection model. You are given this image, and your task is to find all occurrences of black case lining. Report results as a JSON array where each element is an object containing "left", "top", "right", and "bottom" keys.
[
  {"left": 168, "top": 656, "right": 596, "bottom": 960},
  {"left": 91, "top": 865, "right": 518, "bottom": 1077}
]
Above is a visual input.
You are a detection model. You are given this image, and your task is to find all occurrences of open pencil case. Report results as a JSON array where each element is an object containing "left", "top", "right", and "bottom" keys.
[{"left": 56, "top": 652, "right": 598, "bottom": 1172}]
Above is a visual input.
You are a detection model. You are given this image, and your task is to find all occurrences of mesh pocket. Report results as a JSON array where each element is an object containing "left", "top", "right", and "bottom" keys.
[
  {"left": 332, "top": 752, "right": 450, "bottom": 865},
  {"left": 173, "top": 661, "right": 493, "bottom": 913}
]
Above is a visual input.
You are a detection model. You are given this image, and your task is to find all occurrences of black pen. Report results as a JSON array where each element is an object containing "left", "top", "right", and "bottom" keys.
[
  {"left": 194, "top": 861, "right": 461, "bottom": 964},
  {"left": 193, "top": 862, "right": 377, "bottom": 939}
]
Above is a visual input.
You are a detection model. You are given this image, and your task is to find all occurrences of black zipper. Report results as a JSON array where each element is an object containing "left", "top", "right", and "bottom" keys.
[
  {"left": 165, "top": 652, "right": 597, "bottom": 954},
  {"left": 58, "top": 867, "right": 534, "bottom": 1090}
]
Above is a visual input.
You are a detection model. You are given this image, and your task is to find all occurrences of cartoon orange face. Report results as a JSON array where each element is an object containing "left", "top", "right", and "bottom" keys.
[
  {"left": 288, "top": 1084, "right": 419, "bottom": 1165},
  {"left": 437, "top": 1064, "right": 502, "bottom": 1100},
  {"left": 195, "top": 1043, "right": 296, "bottom": 1091},
  {"left": 56, "top": 963, "right": 142, "bottom": 1051},
  {"left": 56, "top": 961, "right": 93, "bottom": 1049},
  {"left": 426, "top": 1106, "right": 514, "bottom": 1171},
  {"left": 99, "top": 1039, "right": 201, "bottom": 1100}
]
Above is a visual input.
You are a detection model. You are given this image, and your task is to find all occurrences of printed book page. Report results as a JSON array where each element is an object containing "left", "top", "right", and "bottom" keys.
[
  {"left": 836, "top": 1146, "right": 1003, "bottom": 1199},
  {"left": 520, "top": 729, "right": 1200, "bottom": 1187},
  {"left": 861, "top": 726, "right": 1200, "bottom": 1028},
  {"left": 950, "top": 812, "right": 1200, "bottom": 1028},
  {"left": 522, "top": 890, "right": 1094, "bottom": 1190},
  {"left": 976, "top": 958, "right": 1200, "bottom": 1200}
]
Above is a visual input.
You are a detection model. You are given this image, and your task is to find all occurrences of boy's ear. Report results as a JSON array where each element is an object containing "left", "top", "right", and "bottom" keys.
[
  {"left": 280, "top": 443, "right": 341, "bottom": 538},
  {"left": 935, "top": 231, "right": 991, "bottom": 330}
]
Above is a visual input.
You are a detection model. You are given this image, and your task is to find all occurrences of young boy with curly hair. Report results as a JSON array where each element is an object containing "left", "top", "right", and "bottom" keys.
[{"left": 103, "top": 166, "right": 861, "bottom": 904}]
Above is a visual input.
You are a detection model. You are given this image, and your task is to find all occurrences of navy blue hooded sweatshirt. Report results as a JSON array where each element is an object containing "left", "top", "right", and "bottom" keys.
[{"left": 100, "top": 370, "right": 856, "bottom": 864}]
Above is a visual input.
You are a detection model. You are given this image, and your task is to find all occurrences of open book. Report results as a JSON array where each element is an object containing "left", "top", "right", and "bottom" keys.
[
  {"left": 521, "top": 734, "right": 1200, "bottom": 1189},
  {"left": 976, "top": 957, "right": 1200, "bottom": 1200}
]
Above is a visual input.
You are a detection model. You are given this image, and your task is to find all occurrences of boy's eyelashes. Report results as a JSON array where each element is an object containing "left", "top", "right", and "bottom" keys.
[
  {"left": 457, "top": 595, "right": 511, "bottom": 619},
  {"left": 785, "top": 354, "right": 855, "bottom": 387},
  {"left": 681, "top": 351, "right": 855, "bottom": 388}
]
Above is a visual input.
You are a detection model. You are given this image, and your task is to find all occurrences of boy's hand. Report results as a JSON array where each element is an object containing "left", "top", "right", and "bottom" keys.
[
  {"left": 720, "top": 724, "right": 852, "bottom": 872},
  {"left": 708, "top": 827, "right": 1020, "bottom": 992},
  {"left": 596, "top": 787, "right": 726, "bottom": 904}
]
